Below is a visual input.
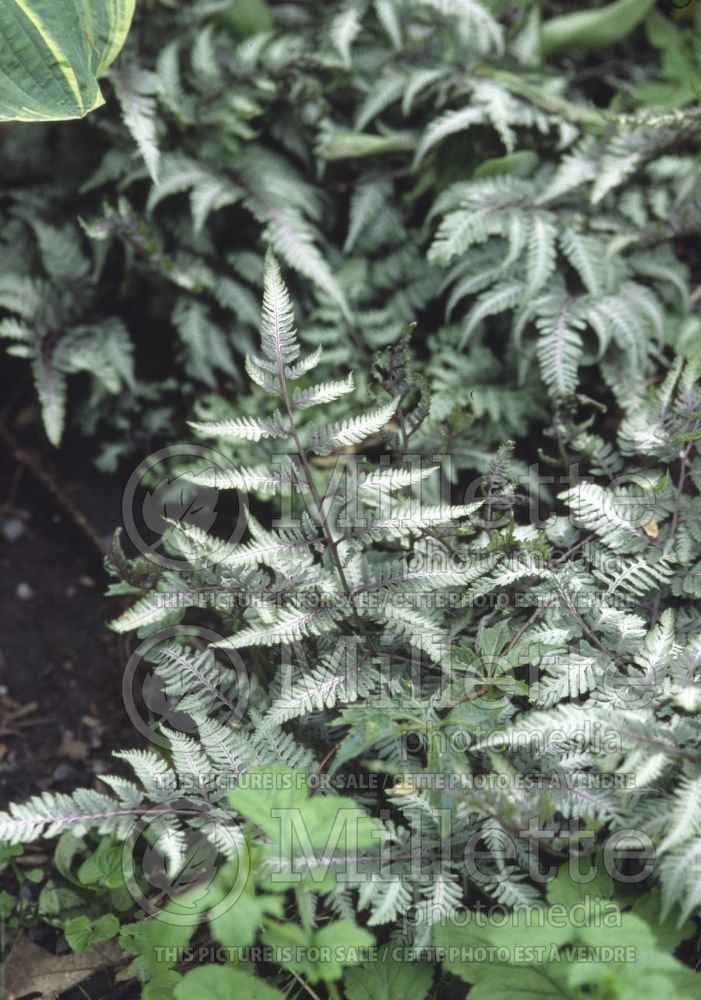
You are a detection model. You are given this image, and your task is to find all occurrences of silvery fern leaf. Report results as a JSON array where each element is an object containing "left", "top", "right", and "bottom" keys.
[
  {"left": 414, "top": 106, "right": 484, "bottom": 166},
  {"left": 185, "top": 460, "right": 305, "bottom": 495},
  {"left": 593, "top": 555, "right": 675, "bottom": 599},
  {"left": 307, "top": 397, "right": 398, "bottom": 456},
  {"left": 460, "top": 281, "right": 524, "bottom": 348},
  {"left": 634, "top": 610, "right": 676, "bottom": 682},
  {"left": 560, "top": 483, "right": 652, "bottom": 553},
  {"left": 428, "top": 177, "right": 532, "bottom": 264},
  {"left": 262, "top": 659, "right": 377, "bottom": 729},
  {"left": 113, "top": 750, "right": 177, "bottom": 802},
  {"left": 559, "top": 228, "right": 609, "bottom": 295},
  {"left": 214, "top": 606, "right": 339, "bottom": 649},
  {"left": 354, "top": 465, "right": 439, "bottom": 501},
  {"left": 244, "top": 354, "right": 281, "bottom": 394},
  {"left": 330, "top": 4, "right": 364, "bottom": 68},
  {"left": 532, "top": 651, "right": 600, "bottom": 708},
  {"left": 358, "top": 560, "right": 488, "bottom": 596},
  {"left": 524, "top": 211, "right": 558, "bottom": 299},
  {"left": 238, "top": 155, "right": 350, "bottom": 319},
  {"left": 110, "top": 64, "right": 161, "bottom": 183},
  {"left": 0, "top": 275, "right": 46, "bottom": 318},
  {"left": 147, "top": 641, "right": 240, "bottom": 718},
  {"left": 0, "top": 788, "right": 147, "bottom": 844},
  {"left": 293, "top": 373, "right": 355, "bottom": 410},
  {"left": 380, "top": 603, "right": 447, "bottom": 661},
  {"left": 591, "top": 129, "right": 648, "bottom": 205},
  {"left": 161, "top": 729, "right": 217, "bottom": 789},
  {"left": 351, "top": 503, "right": 482, "bottom": 540},
  {"left": 374, "top": 0, "right": 402, "bottom": 47},
  {"left": 538, "top": 137, "right": 599, "bottom": 204},
  {"left": 355, "top": 71, "right": 406, "bottom": 131},
  {"left": 402, "top": 67, "right": 448, "bottom": 116},
  {"left": 31, "top": 354, "right": 67, "bottom": 447},
  {"left": 194, "top": 714, "right": 254, "bottom": 776},
  {"left": 284, "top": 346, "right": 323, "bottom": 380},
  {"left": 344, "top": 178, "right": 394, "bottom": 253},
  {"left": 146, "top": 153, "right": 218, "bottom": 213},
  {"left": 534, "top": 292, "right": 586, "bottom": 396},
  {"left": 472, "top": 79, "right": 519, "bottom": 153},
  {"left": 657, "top": 775, "right": 701, "bottom": 857},
  {"left": 171, "top": 299, "right": 235, "bottom": 386},
  {"left": 214, "top": 518, "right": 317, "bottom": 571},
  {"left": 417, "top": 0, "right": 503, "bottom": 56},
  {"left": 660, "top": 838, "right": 701, "bottom": 923},
  {"left": 257, "top": 249, "right": 301, "bottom": 369},
  {"left": 109, "top": 590, "right": 182, "bottom": 633},
  {"left": 363, "top": 875, "right": 413, "bottom": 925},
  {"left": 188, "top": 412, "right": 287, "bottom": 441}
]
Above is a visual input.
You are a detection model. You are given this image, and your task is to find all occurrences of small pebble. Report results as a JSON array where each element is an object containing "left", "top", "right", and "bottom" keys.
[
  {"left": 52, "top": 763, "right": 79, "bottom": 782},
  {"left": 16, "top": 582, "right": 34, "bottom": 601},
  {"left": 1, "top": 517, "right": 25, "bottom": 544}
]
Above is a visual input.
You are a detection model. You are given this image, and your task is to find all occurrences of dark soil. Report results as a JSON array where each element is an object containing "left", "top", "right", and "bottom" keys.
[
  {"left": 0, "top": 417, "right": 137, "bottom": 810},
  {"left": 0, "top": 378, "right": 146, "bottom": 997}
]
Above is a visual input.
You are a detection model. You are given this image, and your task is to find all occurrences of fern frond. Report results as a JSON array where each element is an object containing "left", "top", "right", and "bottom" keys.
[{"left": 110, "top": 64, "right": 161, "bottom": 182}]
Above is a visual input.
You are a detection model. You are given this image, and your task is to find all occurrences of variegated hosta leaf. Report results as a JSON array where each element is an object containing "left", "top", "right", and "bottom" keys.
[{"left": 0, "top": 1, "right": 135, "bottom": 122}]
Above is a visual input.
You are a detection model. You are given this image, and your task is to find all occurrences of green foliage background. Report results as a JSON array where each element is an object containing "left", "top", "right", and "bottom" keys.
[{"left": 1, "top": 2, "right": 701, "bottom": 998}]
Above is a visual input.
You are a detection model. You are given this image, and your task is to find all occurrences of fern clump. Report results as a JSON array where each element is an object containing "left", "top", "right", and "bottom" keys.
[
  {"left": 1, "top": 253, "right": 700, "bottom": 996},
  {"left": 1, "top": 1, "right": 701, "bottom": 996}
]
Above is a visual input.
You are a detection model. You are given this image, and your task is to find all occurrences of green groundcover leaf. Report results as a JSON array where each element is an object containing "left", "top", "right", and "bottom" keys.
[
  {"left": 0, "top": 0, "right": 135, "bottom": 122},
  {"left": 174, "top": 966, "right": 285, "bottom": 1000}
]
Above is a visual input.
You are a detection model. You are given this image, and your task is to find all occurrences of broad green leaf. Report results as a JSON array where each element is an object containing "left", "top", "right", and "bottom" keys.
[
  {"left": 218, "top": 0, "right": 273, "bottom": 38},
  {"left": 262, "top": 919, "right": 375, "bottom": 984},
  {"left": 473, "top": 151, "right": 539, "bottom": 180},
  {"left": 0, "top": 1, "right": 135, "bottom": 122},
  {"left": 65, "top": 913, "right": 119, "bottom": 952},
  {"left": 142, "top": 972, "right": 184, "bottom": 1000},
  {"left": 541, "top": 0, "right": 655, "bottom": 56},
  {"left": 344, "top": 945, "right": 435, "bottom": 1000},
  {"left": 229, "top": 765, "right": 382, "bottom": 891},
  {"left": 78, "top": 844, "right": 124, "bottom": 889},
  {"left": 545, "top": 862, "right": 614, "bottom": 908},
  {"left": 319, "top": 129, "right": 417, "bottom": 160},
  {"left": 174, "top": 966, "right": 285, "bottom": 1000},
  {"left": 631, "top": 892, "right": 696, "bottom": 952},
  {"left": 210, "top": 889, "right": 283, "bottom": 950},
  {"left": 313, "top": 920, "right": 375, "bottom": 982}
]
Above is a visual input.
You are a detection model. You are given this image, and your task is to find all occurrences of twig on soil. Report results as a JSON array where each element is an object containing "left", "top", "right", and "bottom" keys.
[{"left": 0, "top": 422, "right": 108, "bottom": 557}]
